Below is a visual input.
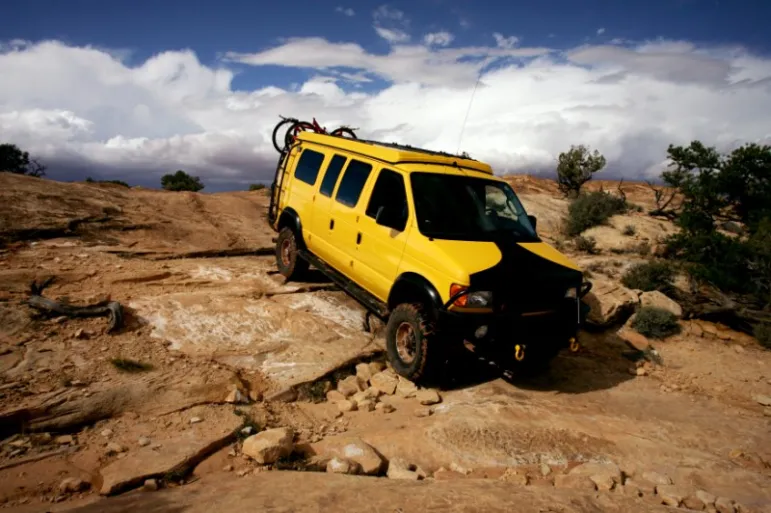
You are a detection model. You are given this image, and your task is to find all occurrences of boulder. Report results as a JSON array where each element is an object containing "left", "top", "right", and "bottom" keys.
[
  {"left": 583, "top": 279, "right": 639, "bottom": 327},
  {"left": 242, "top": 428, "right": 294, "bottom": 465},
  {"left": 416, "top": 389, "right": 442, "bottom": 405},
  {"left": 326, "top": 457, "right": 360, "bottom": 475},
  {"left": 322, "top": 438, "right": 385, "bottom": 475},
  {"left": 395, "top": 378, "right": 418, "bottom": 398},
  {"left": 326, "top": 390, "right": 346, "bottom": 403},
  {"left": 370, "top": 371, "right": 398, "bottom": 395},
  {"left": 617, "top": 327, "right": 651, "bottom": 351},
  {"left": 568, "top": 461, "right": 623, "bottom": 491},
  {"left": 640, "top": 291, "right": 683, "bottom": 318}
]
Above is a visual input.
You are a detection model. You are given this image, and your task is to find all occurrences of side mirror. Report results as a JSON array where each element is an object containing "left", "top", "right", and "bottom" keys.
[
  {"left": 527, "top": 214, "right": 537, "bottom": 231},
  {"left": 375, "top": 205, "right": 405, "bottom": 231}
]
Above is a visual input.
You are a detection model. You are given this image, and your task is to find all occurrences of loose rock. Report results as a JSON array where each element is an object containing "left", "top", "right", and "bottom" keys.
[
  {"left": 59, "top": 477, "right": 89, "bottom": 494},
  {"left": 753, "top": 395, "right": 771, "bottom": 407},
  {"left": 640, "top": 290, "right": 683, "bottom": 318},
  {"left": 101, "top": 429, "right": 114, "bottom": 438},
  {"left": 715, "top": 497, "right": 736, "bottom": 513},
  {"left": 352, "top": 388, "right": 378, "bottom": 405},
  {"left": 395, "top": 378, "right": 418, "bottom": 398},
  {"left": 414, "top": 407, "right": 432, "bottom": 418},
  {"left": 326, "top": 390, "right": 346, "bottom": 403},
  {"left": 143, "top": 479, "right": 158, "bottom": 492},
  {"left": 338, "top": 400, "right": 358, "bottom": 413},
  {"left": 554, "top": 474, "right": 597, "bottom": 491},
  {"left": 225, "top": 388, "right": 249, "bottom": 404},
  {"left": 324, "top": 438, "right": 384, "bottom": 475},
  {"left": 642, "top": 470, "right": 672, "bottom": 486},
  {"left": 369, "top": 361, "right": 386, "bottom": 374},
  {"left": 242, "top": 427, "right": 294, "bottom": 465},
  {"left": 358, "top": 399, "right": 375, "bottom": 412},
  {"left": 624, "top": 478, "right": 656, "bottom": 497},
  {"left": 376, "top": 402, "right": 395, "bottom": 414},
  {"left": 636, "top": 367, "right": 647, "bottom": 376},
  {"left": 416, "top": 389, "right": 442, "bottom": 405},
  {"left": 499, "top": 468, "right": 528, "bottom": 486},
  {"left": 138, "top": 436, "right": 151, "bottom": 447},
  {"left": 539, "top": 463, "right": 552, "bottom": 476},
  {"left": 656, "top": 484, "right": 686, "bottom": 507},
  {"left": 449, "top": 462, "right": 472, "bottom": 475},
  {"left": 387, "top": 458, "right": 421, "bottom": 480},
  {"left": 106, "top": 442, "right": 126, "bottom": 455},
  {"left": 433, "top": 468, "right": 467, "bottom": 480},
  {"left": 683, "top": 493, "right": 707, "bottom": 511},
  {"left": 370, "top": 371, "right": 398, "bottom": 395},
  {"left": 55, "top": 435, "right": 74, "bottom": 445},
  {"left": 695, "top": 490, "right": 717, "bottom": 508},
  {"left": 568, "top": 461, "right": 622, "bottom": 491},
  {"left": 326, "top": 457, "right": 360, "bottom": 475},
  {"left": 190, "top": 417, "right": 203, "bottom": 424},
  {"left": 355, "top": 363, "right": 373, "bottom": 383},
  {"left": 338, "top": 375, "right": 365, "bottom": 397}
]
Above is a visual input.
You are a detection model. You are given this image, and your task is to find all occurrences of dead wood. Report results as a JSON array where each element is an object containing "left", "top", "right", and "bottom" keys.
[{"left": 27, "top": 277, "right": 124, "bottom": 332}]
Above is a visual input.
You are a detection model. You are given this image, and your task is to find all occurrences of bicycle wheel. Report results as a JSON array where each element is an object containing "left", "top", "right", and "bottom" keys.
[
  {"left": 272, "top": 118, "right": 296, "bottom": 153},
  {"left": 284, "top": 121, "right": 316, "bottom": 148},
  {"left": 331, "top": 127, "right": 358, "bottom": 139}
]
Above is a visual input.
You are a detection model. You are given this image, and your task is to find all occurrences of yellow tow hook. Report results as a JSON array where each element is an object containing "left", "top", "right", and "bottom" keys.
[
  {"left": 514, "top": 344, "right": 525, "bottom": 361},
  {"left": 569, "top": 337, "right": 580, "bottom": 352}
]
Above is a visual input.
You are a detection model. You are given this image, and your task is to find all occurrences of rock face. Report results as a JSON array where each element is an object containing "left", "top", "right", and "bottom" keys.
[
  {"left": 583, "top": 279, "right": 639, "bottom": 327},
  {"left": 100, "top": 413, "right": 242, "bottom": 495},
  {"left": 242, "top": 428, "right": 295, "bottom": 465},
  {"left": 640, "top": 291, "right": 682, "bottom": 318}
]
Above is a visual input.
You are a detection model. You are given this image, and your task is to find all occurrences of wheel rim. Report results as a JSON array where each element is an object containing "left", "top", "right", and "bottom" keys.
[
  {"left": 395, "top": 322, "right": 417, "bottom": 364},
  {"left": 280, "top": 238, "right": 293, "bottom": 267}
]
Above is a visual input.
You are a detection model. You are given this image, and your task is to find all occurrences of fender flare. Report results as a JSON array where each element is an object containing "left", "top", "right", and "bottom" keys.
[
  {"left": 388, "top": 272, "right": 443, "bottom": 315},
  {"left": 277, "top": 207, "right": 306, "bottom": 249}
]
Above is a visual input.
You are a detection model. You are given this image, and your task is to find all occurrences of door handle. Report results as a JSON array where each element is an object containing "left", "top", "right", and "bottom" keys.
[
  {"left": 330, "top": 219, "right": 335, "bottom": 230},
  {"left": 356, "top": 232, "right": 362, "bottom": 245}
]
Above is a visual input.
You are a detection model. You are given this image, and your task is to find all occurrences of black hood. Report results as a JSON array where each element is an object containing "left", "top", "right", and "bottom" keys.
[{"left": 468, "top": 232, "right": 582, "bottom": 313}]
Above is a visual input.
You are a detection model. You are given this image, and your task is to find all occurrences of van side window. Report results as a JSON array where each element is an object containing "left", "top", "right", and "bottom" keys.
[
  {"left": 319, "top": 154, "right": 347, "bottom": 197},
  {"left": 334, "top": 159, "right": 372, "bottom": 208},
  {"left": 365, "top": 169, "right": 408, "bottom": 231},
  {"left": 294, "top": 149, "right": 325, "bottom": 186}
]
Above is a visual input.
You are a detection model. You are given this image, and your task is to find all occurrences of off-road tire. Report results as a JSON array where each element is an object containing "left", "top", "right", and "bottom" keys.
[
  {"left": 275, "top": 227, "right": 309, "bottom": 281},
  {"left": 385, "top": 303, "right": 443, "bottom": 383}
]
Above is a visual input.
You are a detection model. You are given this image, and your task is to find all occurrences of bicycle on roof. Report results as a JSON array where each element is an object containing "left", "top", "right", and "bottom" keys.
[{"left": 271, "top": 115, "right": 358, "bottom": 153}]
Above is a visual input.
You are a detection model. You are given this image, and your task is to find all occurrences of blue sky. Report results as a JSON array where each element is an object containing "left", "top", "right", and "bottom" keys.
[{"left": 1, "top": 0, "right": 771, "bottom": 190}]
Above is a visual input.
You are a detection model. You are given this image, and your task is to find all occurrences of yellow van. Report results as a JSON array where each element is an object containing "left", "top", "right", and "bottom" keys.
[{"left": 268, "top": 132, "right": 592, "bottom": 383}]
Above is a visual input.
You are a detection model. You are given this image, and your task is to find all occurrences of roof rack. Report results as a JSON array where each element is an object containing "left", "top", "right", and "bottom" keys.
[{"left": 355, "top": 138, "right": 479, "bottom": 162}]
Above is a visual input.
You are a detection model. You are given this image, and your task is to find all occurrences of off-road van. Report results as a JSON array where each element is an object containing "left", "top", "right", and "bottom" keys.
[{"left": 268, "top": 132, "right": 592, "bottom": 382}]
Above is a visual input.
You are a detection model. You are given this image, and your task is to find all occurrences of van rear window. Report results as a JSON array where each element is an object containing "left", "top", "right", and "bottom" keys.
[{"left": 294, "top": 149, "right": 325, "bottom": 186}]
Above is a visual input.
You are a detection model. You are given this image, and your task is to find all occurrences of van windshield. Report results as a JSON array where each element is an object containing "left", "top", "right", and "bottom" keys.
[{"left": 409, "top": 172, "right": 538, "bottom": 242}]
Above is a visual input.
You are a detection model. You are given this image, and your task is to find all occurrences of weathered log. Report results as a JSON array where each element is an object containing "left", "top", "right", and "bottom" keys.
[{"left": 27, "top": 277, "right": 124, "bottom": 332}]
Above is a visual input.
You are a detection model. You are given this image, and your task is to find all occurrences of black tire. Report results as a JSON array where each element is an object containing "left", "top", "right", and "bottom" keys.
[
  {"left": 272, "top": 118, "right": 295, "bottom": 153},
  {"left": 385, "top": 303, "right": 444, "bottom": 382},
  {"left": 275, "top": 227, "right": 309, "bottom": 281},
  {"left": 284, "top": 121, "right": 315, "bottom": 149}
]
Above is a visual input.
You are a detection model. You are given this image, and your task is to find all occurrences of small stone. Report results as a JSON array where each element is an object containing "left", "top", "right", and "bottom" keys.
[
  {"left": 695, "top": 490, "right": 717, "bottom": 508},
  {"left": 249, "top": 390, "right": 262, "bottom": 402},
  {"left": 683, "top": 494, "right": 707, "bottom": 511},
  {"left": 540, "top": 463, "right": 552, "bottom": 476},
  {"left": 414, "top": 407, "right": 432, "bottom": 418},
  {"left": 370, "top": 371, "right": 398, "bottom": 395},
  {"left": 190, "top": 416, "right": 203, "bottom": 424},
  {"left": 241, "top": 426, "right": 255, "bottom": 435},
  {"left": 105, "top": 442, "right": 126, "bottom": 455},
  {"left": 59, "top": 477, "right": 89, "bottom": 494},
  {"left": 326, "top": 390, "right": 346, "bottom": 403},
  {"left": 636, "top": 367, "right": 647, "bottom": 376},
  {"left": 337, "top": 375, "right": 365, "bottom": 397},
  {"left": 242, "top": 427, "right": 294, "bottom": 465},
  {"left": 642, "top": 470, "right": 672, "bottom": 486},
  {"left": 368, "top": 361, "right": 386, "bottom": 374},
  {"left": 499, "top": 468, "right": 528, "bottom": 485},
  {"left": 764, "top": 407, "right": 771, "bottom": 417},
  {"left": 143, "top": 479, "right": 158, "bottom": 492},
  {"left": 555, "top": 474, "right": 596, "bottom": 491},
  {"left": 416, "top": 389, "right": 441, "bottom": 405},
  {"left": 338, "top": 400, "right": 358, "bottom": 412},
  {"left": 656, "top": 484, "right": 686, "bottom": 507},
  {"left": 355, "top": 363, "right": 373, "bottom": 383},
  {"left": 449, "top": 462, "right": 471, "bottom": 475},
  {"left": 55, "top": 435, "right": 74, "bottom": 445},
  {"left": 352, "top": 388, "right": 378, "bottom": 405},
  {"left": 326, "top": 457, "right": 360, "bottom": 475},
  {"left": 223, "top": 464, "right": 234, "bottom": 472},
  {"left": 358, "top": 399, "right": 375, "bottom": 412},
  {"left": 100, "top": 429, "right": 113, "bottom": 438},
  {"left": 138, "top": 436, "right": 151, "bottom": 447},
  {"left": 395, "top": 378, "right": 418, "bottom": 398},
  {"left": 715, "top": 497, "right": 736, "bottom": 513},
  {"left": 225, "top": 389, "right": 249, "bottom": 404},
  {"left": 74, "top": 329, "right": 88, "bottom": 339},
  {"left": 753, "top": 395, "right": 771, "bottom": 407},
  {"left": 387, "top": 458, "right": 421, "bottom": 480},
  {"left": 236, "top": 469, "right": 250, "bottom": 477},
  {"left": 376, "top": 402, "right": 395, "bottom": 414}
]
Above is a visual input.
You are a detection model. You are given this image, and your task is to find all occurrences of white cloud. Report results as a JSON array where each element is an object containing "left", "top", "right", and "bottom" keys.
[
  {"left": 2, "top": 38, "right": 771, "bottom": 190},
  {"left": 373, "top": 5, "right": 406, "bottom": 23},
  {"left": 335, "top": 6, "right": 355, "bottom": 16},
  {"left": 597, "top": 27, "right": 606, "bottom": 35},
  {"left": 493, "top": 33, "right": 519, "bottom": 49},
  {"left": 423, "top": 31, "right": 454, "bottom": 47},
  {"left": 375, "top": 27, "right": 410, "bottom": 44}
]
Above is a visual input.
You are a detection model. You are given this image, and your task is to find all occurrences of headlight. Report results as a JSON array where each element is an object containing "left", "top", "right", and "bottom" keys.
[
  {"left": 466, "top": 291, "right": 493, "bottom": 308},
  {"left": 564, "top": 287, "right": 578, "bottom": 299}
]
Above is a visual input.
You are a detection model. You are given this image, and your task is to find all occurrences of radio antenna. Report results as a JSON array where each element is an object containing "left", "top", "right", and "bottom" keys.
[{"left": 455, "top": 69, "right": 484, "bottom": 155}]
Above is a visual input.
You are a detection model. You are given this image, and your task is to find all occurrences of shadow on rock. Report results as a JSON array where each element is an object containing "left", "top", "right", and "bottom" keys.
[
  {"left": 436, "top": 329, "right": 637, "bottom": 395},
  {"left": 67, "top": 492, "right": 189, "bottom": 513}
]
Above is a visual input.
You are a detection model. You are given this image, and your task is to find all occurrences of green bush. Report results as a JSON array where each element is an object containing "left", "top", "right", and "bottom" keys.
[
  {"left": 622, "top": 224, "right": 636, "bottom": 236},
  {"left": 754, "top": 324, "right": 771, "bottom": 349},
  {"left": 574, "top": 235, "right": 598, "bottom": 254},
  {"left": 161, "top": 170, "right": 204, "bottom": 192},
  {"left": 632, "top": 307, "right": 680, "bottom": 339},
  {"left": 249, "top": 183, "right": 266, "bottom": 191},
  {"left": 565, "top": 191, "right": 628, "bottom": 236},
  {"left": 621, "top": 261, "right": 675, "bottom": 292}
]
